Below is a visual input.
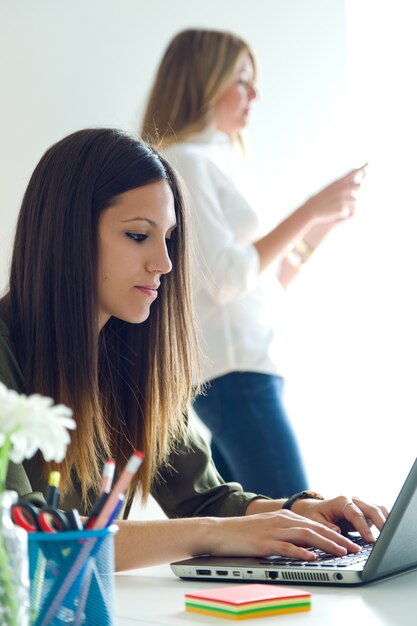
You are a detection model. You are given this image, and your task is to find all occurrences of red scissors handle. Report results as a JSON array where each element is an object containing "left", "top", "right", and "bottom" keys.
[{"left": 11, "top": 503, "right": 41, "bottom": 532}]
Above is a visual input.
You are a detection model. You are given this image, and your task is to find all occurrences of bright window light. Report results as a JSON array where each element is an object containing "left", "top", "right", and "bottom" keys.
[{"left": 283, "top": 0, "right": 417, "bottom": 506}]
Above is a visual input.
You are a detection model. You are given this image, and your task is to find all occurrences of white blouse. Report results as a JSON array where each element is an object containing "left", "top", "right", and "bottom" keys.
[{"left": 164, "top": 130, "right": 285, "bottom": 384}]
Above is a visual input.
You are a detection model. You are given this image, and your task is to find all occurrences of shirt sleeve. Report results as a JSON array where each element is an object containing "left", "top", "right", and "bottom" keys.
[
  {"left": 165, "top": 146, "right": 260, "bottom": 305},
  {"left": 6, "top": 461, "right": 46, "bottom": 508},
  {"left": 151, "top": 418, "right": 268, "bottom": 518},
  {"left": 0, "top": 327, "right": 48, "bottom": 507}
]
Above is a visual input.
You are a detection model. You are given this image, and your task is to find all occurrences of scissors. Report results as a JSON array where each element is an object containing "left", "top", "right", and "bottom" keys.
[{"left": 11, "top": 501, "right": 83, "bottom": 533}]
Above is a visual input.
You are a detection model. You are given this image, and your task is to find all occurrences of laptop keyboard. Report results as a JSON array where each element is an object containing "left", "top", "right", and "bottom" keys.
[{"left": 260, "top": 536, "right": 374, "bottom": 568}]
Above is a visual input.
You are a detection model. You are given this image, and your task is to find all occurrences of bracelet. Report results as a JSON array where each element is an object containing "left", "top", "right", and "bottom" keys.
[
  {"left": 286, "top": 239, "right": 315, "bottom": 267},
  {"left": 282, "top": 490, "right": 325, "bottom": 511},
  {"left": 295, "top": 238, "right": 314, "bottom": 262}
]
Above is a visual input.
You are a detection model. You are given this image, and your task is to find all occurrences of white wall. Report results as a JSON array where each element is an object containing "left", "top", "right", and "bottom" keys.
[
  {"left": 1, "top": 0, "right": 414, "bottom": 514},
  {"left": 0, "top": 0, "right": 347, "bottom": 289}
]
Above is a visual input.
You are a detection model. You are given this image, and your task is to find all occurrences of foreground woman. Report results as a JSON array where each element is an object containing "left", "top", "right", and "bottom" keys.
[{"left": 2, "top": 128, "right": 385, "bottom": 571}]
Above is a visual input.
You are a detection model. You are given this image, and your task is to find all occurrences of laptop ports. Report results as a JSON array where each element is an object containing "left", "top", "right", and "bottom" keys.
[
  {"left": 266, "top": 571, "right": 279, "bottom": 580},
  {"left": 196, "top": 569, "right": 212, "bottom": 575}
]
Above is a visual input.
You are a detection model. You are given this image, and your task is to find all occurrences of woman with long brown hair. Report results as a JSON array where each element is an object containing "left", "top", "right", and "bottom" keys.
[
  {"left": 2, "top": 128, "right": 384, "bottom": 571},
  {"left": 142, "top": 28, "right": 366, "bottom": 499}
]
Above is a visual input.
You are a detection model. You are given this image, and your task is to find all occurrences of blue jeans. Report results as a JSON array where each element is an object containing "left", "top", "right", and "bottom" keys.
[{"left": 193, "top": 372, "right": 308, "bottom": 498}]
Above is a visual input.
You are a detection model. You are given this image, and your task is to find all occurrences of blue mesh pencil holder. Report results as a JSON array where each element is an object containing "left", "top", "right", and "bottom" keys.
[{"left": 28, "top": 525, "right": 118, "bottom": 626}]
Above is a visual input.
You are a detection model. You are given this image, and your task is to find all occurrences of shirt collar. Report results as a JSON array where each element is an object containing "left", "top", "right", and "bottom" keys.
[{"left": 186, "top": 127, "right": 231, "bottom": 145}]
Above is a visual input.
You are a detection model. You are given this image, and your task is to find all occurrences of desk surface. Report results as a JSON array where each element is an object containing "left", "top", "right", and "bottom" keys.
[{"left": 115, "top": 563, "right": 417, "bottom": 625}]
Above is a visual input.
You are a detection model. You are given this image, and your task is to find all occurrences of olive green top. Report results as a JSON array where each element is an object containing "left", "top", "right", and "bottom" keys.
[{"left": 0, "top": 297, "right": 263, "bottom": 518}]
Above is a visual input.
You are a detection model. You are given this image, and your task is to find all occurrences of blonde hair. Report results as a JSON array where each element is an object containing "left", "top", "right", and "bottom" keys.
[{"left": 141, "top": 28, "right": 257, "bottom": 148}]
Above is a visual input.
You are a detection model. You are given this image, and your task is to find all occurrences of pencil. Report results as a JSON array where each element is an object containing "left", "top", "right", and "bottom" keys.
[
  {"left": 100, "top": 459, "right": 115, "bottom": 494},
  {"left": 93, "top": 451, "right": 144, "bottom": 530}
]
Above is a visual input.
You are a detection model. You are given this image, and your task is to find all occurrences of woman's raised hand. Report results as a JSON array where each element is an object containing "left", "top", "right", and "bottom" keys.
[{"left": 301, "top": 164, "right": 367, "bottom": 225}]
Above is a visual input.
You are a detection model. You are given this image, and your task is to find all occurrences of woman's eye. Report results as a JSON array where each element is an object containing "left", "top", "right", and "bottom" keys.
[
  {"left": 126, "top": 232, "right": 147, "bottom": 243},
  {"left": 238, "top": 78, "right": 254, "bottom": 90}
]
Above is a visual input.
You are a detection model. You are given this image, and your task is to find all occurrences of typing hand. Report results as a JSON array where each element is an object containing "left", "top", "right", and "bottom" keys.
[{"left": 291, "top": 495, "right": 388, "bottom": 544}]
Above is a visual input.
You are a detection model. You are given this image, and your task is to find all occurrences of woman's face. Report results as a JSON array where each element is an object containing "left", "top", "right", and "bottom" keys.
[
  {"left": 97, "top": 180, "right": 176, "bottom": 330},
  {"left": 213, "top": 49, "right": 257, "bottom": 135}
]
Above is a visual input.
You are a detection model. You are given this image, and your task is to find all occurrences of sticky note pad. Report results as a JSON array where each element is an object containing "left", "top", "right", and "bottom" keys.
[{"left": 185, "top": 584, "right": 311, "bottom": 620}]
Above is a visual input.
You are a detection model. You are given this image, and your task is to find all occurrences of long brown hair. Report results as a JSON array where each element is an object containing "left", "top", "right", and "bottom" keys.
[
  {"left": 141, "top": 28, "right": 256, "bottom": 147},
  {"left": 8, "top": 128, "right": 198, "bottom": 506}
]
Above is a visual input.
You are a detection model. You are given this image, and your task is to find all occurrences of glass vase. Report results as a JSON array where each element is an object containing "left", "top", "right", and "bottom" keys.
[{"left": 0, "top": 490, "right": 30, "bottom": 626}]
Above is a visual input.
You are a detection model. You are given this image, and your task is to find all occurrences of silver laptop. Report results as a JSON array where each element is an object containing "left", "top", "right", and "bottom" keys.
[{"left": 171, "top": 458, "right": 417, "bottom": 586}]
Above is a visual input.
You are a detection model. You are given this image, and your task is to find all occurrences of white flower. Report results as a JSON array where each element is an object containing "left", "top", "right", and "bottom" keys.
[{"left": 0, "top": 382, "right": 76, "bottom": 464}]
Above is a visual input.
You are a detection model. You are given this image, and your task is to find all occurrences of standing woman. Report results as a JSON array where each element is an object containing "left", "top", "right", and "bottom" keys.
[
  {"left": 142, "top": 29, "right": 366, "bottom": 498},
  {"left": 2, "top": 128, "right": 384, "bottom": 572}
]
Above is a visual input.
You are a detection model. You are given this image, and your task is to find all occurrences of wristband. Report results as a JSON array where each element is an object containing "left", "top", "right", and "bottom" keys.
[{"left": 282, "top": 490, "right": 325, "bottom": 511}]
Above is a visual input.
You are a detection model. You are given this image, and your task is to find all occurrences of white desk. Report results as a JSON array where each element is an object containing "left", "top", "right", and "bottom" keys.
[{"left": 115, "top": 564, "right": 417, "bottom": 625}]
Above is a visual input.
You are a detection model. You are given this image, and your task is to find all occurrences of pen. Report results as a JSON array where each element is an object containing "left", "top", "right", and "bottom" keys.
[
  {"left": 73, "top": 557, "right": 94, "bottom": 626},
  {"left": 105, "top": 493, "right": 124, "bottom": 527},
  {"left": 46, "top": 471, "right": 61, "bottom": 508},
  {"left": 84, "top": 493, "right": 109, "bottom": 529},
  {"left": 84, "top": 493, "right": 124, "bottom": 543}
]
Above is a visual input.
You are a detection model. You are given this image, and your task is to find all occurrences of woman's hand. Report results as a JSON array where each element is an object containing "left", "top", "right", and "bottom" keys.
[
  {"left": 300, "top": 164, "right": 367, "bottom": 225},
  {"left": 291, "top": 495, "right": 388, "bottom": 543},
  {"left": 254, "top": 164, "right": 366, "bottom": 272},
  {"left": 206, "top": 508, "right": 362, "bottom": 562},
  {"left": 113, "top": 495, "right": 387, "bottom": 570},
  {"left": 245, "top": 494, "right": 388, "bottom": 544}
]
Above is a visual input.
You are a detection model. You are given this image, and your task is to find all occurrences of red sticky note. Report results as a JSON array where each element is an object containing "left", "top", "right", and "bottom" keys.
[{"left": 186, "top": 584, "right": 310, "bottom": 605}]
